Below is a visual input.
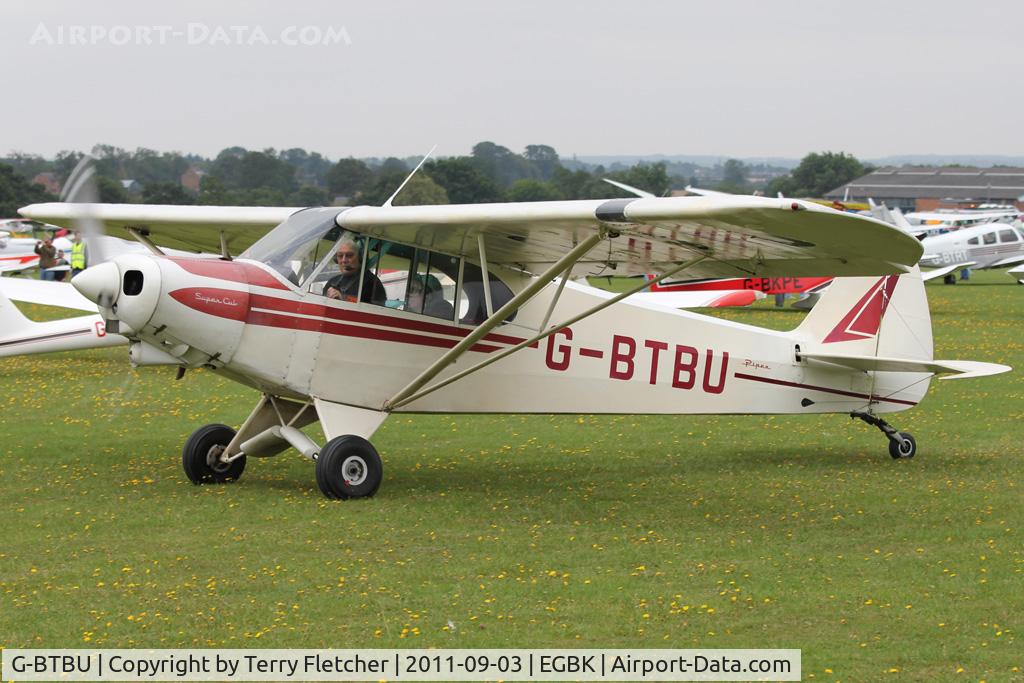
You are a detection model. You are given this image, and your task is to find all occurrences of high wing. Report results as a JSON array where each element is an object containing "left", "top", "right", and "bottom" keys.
[
  {"left": 18, "top": 203, "right": 300, "bottom": 255},
  {"left": 337, "top": 195, "right": 923, "bottom": 278},
  {"left": 21, "top": 195, "right": 923, "bottom": 279}
]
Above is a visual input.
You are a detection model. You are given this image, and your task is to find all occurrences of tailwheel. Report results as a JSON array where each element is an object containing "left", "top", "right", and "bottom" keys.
[
  {"left": 888, "top": 432, "right": 917, "bottom": 460},
  {"left": 315, "top": 435, "right": 382, "bottom": 499},
  {"left": 850, "top": 411, "right": 918, "bottom": 462},
  {"left": 182, "top": 423, "right": 246, "bottom": 484}
]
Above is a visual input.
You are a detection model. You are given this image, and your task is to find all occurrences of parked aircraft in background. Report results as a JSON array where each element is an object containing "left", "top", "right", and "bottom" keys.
[
  {"left": 0, "top": 220, "right": 73, "bottom": 274},
  {"left": 0, "top": 280, "right": 126, "bottom": 359},
  {"left": 905, "top": 207, "right": 1019, "bottom": 230},
  {"left": 918, "top": 222, "right": 1024, "bottom": 274}
]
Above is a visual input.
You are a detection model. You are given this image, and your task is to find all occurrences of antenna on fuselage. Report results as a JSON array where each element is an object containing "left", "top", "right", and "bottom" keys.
[{"left": 382, "top": 145, "right": 438, "bottom": 208}]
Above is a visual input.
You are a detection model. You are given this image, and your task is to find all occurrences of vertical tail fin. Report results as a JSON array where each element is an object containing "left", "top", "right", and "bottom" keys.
[
  {"left": 795, "top": 267, "right": 933, "bottom": 362},
  {"left": 0, "top": 288, "right": 35, "bottom": 335},
  {"left": 791, "top": 267, "right": 935, "bottom": 412}
]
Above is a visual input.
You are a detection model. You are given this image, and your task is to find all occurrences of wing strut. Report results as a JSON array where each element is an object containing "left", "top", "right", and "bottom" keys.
[
  {"left": 127, "top": 228, "right": 166, "bottom": 256},
  {"left": 385, "top": 255, "right": 707, "bottom": 410},
  {"left": 478, "top": 233, "right": 494, "bottom": 318},
  {"left": 383, "top": 231, "right": 606, "bottom": 410}
]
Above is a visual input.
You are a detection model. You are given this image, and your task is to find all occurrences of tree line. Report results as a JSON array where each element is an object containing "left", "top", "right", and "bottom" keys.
[{"left": 1, "top": 143, "right": 870, "bottom": 216}]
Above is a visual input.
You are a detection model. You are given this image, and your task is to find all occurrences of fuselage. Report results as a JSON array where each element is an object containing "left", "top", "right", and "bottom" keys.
[
  {"left": 95, "top": 252, "right": 928, "bottom": 416},
  {"left": 918, "top": 222, "right": 1024, "bottom": 269}
]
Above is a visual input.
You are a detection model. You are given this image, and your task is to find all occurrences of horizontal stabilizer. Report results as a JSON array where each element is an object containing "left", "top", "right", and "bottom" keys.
[{"left": 802, "top": 352, "right": 1011, "bottom": 380}]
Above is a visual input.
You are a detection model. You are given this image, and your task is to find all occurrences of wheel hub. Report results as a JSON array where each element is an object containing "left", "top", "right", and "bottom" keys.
[
  {"left": 206, "top": 444, "right": 230, "bottom": 472},
  {"left": 341, "top": 455, "right": 367, "bottom": 485}
]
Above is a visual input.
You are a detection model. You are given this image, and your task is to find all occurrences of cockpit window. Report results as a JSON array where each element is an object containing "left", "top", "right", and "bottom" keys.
[
  {"left": 240, "top": 208, "right": 345, "bottom": 286},
  {"left": 460, "top": 262, "right": 516, "bottom": 324}
]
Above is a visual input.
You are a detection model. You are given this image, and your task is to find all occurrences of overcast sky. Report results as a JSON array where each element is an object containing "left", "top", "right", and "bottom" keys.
[{"left": 1, "top": 0, "right": 1021, "bottom": 161}]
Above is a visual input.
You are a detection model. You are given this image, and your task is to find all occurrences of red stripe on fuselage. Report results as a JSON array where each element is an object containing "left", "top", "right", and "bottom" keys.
[
  {"left": 165, "top": 257, "right": 536, "bottom": 348},
  {"left": 166, "top": 257, "right": 289, "bottom": 290},
  {"left": 169, "top": 287, "right": 520, "bottom": 353},
  {"left": 247, "top": 293, "right": 536, "bottom": 348},
  {"left": 245, "top": 309, "right": 501, "bottom": 353}
]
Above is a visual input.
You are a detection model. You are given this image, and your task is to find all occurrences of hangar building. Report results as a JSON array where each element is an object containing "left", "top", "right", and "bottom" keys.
[{"left": 826, "top": 167, "right": 1024, "bottom": 212}]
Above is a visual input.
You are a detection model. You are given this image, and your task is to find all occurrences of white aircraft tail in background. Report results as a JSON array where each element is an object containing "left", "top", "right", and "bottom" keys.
[{"left": 0, "top": 282, "right": 126, "bottom": 358}]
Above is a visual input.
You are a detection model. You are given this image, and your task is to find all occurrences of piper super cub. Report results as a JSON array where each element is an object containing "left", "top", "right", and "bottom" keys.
[{"left": 20, "top": 192, "right": 1011, "bottom": 499}]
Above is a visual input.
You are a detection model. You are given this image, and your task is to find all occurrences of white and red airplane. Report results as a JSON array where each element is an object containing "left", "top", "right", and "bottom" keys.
[{"left": 20, "top": 193, "right": 1010, "bottom": 499}]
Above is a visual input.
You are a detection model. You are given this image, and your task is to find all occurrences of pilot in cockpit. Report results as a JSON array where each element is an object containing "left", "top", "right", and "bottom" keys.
[{"left": 323, "top": 234, "right": 386, "bottom": 304}]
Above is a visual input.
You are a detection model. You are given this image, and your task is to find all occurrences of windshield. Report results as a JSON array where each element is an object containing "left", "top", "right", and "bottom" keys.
[{"left": 240, "top": 207, "right": 347, "bottom": 286}]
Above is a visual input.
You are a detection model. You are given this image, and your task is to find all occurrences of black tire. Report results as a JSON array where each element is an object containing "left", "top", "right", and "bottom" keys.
[
  {"left": 315, "top": 435, "right": 382, "bottom": 499},
  {"left": 943, "top": 274, "right": 956, "bottom": 285},
  {"left": 888, "top": 432, "right": 917, "bottom": 460},
  {"left": 182, "top": 423, "right": 245, "bottom": 484}
]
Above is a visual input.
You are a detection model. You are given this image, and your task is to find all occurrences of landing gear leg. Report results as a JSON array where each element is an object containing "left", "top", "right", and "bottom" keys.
[{"left": 850, "top": 411, "right": 917, "bottom": 459}]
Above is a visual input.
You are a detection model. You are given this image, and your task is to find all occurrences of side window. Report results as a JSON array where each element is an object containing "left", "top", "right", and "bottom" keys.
[
  {"left": 366, "top": 239, "right": 414, "bottom": 308},
  {"left": 967, "top": 237, "right": 979, "bottom": 245},
  {"left": 363, "top": 240, "right": 461, "bottom": 320},
  {"left": 460, "top": 262, "right": 516, "bottom": 325},
  {"left": 313, "top": 234, "right": 386, "bottom": 305},
  {"left": 983, "top": 232, "right": 997, "bottom": 245},
  {"left": 998, "top": 229, "right": 1019, "bottom": 243},
  {"left": 406, "top": 250, "right": 459, "bottom": 321}
]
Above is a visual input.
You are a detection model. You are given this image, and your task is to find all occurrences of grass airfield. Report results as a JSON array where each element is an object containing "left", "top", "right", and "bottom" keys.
[{"left": 0, "top": 271, "right": 1020, "bottom": 681}]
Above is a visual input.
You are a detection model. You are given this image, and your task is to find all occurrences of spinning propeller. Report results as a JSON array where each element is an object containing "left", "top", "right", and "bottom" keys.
[{"left": 63, "top": 155, "right": 123, "bottom": 331}]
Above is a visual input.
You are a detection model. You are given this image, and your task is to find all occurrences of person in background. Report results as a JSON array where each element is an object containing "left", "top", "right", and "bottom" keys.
[
  {"left": 407, "top": 273, "right": 454, "bottom": 320},
  {"left": 34, "top": 238, "right": 58, "bottom": 281},
  {"left": 52, "top": 248, "right": 68, "bottom": 282},
  {"left": 70, "top": 231, "right": 87, "bottom": 278}
]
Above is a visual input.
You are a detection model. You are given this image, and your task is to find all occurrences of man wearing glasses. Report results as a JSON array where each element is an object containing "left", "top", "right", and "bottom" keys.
[{"left": 323, "top": 235, "right": 386, "bottom": 305}]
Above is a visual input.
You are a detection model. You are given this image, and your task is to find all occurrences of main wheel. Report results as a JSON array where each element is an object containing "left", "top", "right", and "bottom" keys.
[
  {"left": 315, "top": 435, "right": 382, "bottom": 499},
  {"left": 888, "top": 432, "right": 917, "bottom": 459},
  {"left": 943, "top": 274, "right": 956, "bottom": 285},
  {"left": 182, "top": 423, "right": 245, "bottom": 484}
]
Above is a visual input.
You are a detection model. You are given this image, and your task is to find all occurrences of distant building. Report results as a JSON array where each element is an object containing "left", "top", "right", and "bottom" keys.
[
  {"left": 180, "top": 167, "right": 206, "bottom": 193},
  {"left": 826, "top": 166, "right": 1024, "bottom": 212},
  {"left": 121, "top": 179, "right": 143, "bottom": 196},
  {"left": 32, "top": 172, "right": 61, "bottom": 195}
]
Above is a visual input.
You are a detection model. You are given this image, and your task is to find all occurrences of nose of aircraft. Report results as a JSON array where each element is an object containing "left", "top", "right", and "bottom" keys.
[{"left": 72, "top": 261, "right": 121, "bottom": 306}]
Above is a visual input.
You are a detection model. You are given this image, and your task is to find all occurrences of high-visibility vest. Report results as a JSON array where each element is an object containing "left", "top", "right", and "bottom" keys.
[{"left": 71, "top": 242, "right": 86, "bottom": 269}]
